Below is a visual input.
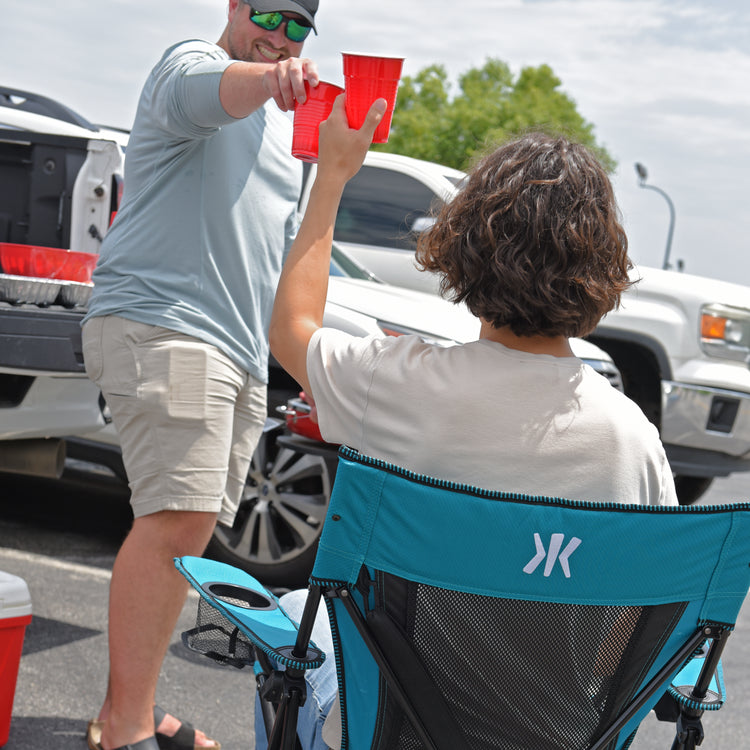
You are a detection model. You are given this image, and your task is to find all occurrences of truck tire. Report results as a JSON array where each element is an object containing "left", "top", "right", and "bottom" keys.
[{"left": 673, "top": 475, "right": 713, "bottom": 506}]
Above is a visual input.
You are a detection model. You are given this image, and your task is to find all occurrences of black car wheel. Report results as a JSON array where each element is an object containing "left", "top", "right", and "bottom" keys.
[{"left": 206, "top": 420, "right": 338, "bottom": 588}]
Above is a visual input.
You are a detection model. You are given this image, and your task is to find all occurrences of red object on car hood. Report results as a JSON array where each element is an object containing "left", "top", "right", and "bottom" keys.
[
  {"left": 284, "top": 406, "right": 325, "bottom": 442},
  {"left": 282, "top": 395, "right": 326, "bottom": 443},
  {"left": 0, "top": 243, "right": 97, "bottom": 283}
]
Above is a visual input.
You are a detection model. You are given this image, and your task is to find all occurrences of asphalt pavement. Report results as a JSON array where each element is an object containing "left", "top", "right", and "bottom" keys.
[
  {"left": 0, "top": 470, "right": 257, "bottom": 750},
  {"left": 1, "top": 469, "right": 749, "bottom": 749},
  {"left": 1, "top": 546, "right": 257, "bottom": 750}
]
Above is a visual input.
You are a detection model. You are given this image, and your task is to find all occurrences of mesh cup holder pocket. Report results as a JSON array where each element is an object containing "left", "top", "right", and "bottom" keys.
[{"left": 182, "top": 582, "right": 276, "bottom": 669}]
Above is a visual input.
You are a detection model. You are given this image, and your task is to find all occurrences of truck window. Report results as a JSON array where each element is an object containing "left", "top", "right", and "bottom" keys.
[{"left": 334, "top": 165, "right": 443, "bottom": 251}]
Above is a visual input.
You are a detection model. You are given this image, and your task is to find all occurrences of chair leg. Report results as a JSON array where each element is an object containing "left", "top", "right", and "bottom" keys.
[
  {"left": 257, "top": 672, "right": 279, "bottom": 741},
  {"left": 670, "top": 714, "right": 704, "bottom": 750},
  {"left": 281, "top": 690, "right": 302, "bottom": 750},
  {"left": 265, "top": 689, "right": 303, "bottom": 750},
  {"left": 669, "top": 628, "right": 729, "bottom": 750},
  {"left": 263, "top": 587, "right": 324, "bottom": 750}
]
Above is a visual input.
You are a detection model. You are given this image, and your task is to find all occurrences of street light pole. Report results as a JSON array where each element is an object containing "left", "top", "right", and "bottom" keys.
[{"left": 635, "top": 162, "right": 676, "bottom": 271}]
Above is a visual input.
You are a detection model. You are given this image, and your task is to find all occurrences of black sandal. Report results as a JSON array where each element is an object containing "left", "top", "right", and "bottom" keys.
[{"left": 153, "top": 705, "right": 220, "bottom": 750}]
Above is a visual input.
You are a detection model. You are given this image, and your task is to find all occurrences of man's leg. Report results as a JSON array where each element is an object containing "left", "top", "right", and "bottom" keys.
[
  {"left": 82, "top": 317, "right": 264, "bottom": 748},
  {"left": 100, "top": 510, "right": 218, "bottom": 749}
]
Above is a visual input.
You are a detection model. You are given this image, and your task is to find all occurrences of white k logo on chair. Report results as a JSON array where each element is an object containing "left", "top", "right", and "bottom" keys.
[{"left": 523, "top": 533, "right": 582, "bottom": 578}]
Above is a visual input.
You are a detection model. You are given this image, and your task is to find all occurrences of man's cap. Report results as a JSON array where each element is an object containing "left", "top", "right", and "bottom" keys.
[{"left": 244, "top": 0, "right": 319, "bottom": 32}]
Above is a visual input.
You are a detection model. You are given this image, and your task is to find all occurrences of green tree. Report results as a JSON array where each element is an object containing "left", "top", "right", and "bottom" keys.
[{"left": 378, "top": 58, "right": 615, "bottom": 173}]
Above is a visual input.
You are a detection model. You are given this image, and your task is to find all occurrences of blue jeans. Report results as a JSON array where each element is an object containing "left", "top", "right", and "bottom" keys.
[{"left": 254, "top": 589, "right": 338, "bottom": 750}]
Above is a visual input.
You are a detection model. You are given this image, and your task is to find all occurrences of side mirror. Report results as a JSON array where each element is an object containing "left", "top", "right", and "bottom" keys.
[{"left": 411, "top": 216, "right": 436, "bottom": 233}]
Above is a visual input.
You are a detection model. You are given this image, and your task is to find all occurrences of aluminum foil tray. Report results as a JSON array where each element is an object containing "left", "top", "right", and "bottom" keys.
[
  {"left": 0, "top": 274, "right": 62, "bottom": 305},
  {"left": 58, "top": 280, "right": 93, "bottom": 308}
]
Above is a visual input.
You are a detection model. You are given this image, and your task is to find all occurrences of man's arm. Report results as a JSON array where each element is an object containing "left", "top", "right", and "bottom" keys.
[
  {"left": 219, "top": 57, "right": 319, "bottom": 117},
  {"left": 269, "top": 95, "right": 386, "bottom": 394}
]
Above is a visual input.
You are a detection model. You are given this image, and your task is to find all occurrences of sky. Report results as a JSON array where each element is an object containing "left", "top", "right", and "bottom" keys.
[{"left": 3, "top": 0, "right": 749, "bottom": 287}]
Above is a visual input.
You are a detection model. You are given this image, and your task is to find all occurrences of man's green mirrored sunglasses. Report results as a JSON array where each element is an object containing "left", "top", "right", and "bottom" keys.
[{"left": 249, "top": 8, "right": 312, "bottom": 43}]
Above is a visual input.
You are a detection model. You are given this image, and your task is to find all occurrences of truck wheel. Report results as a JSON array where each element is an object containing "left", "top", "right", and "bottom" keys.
[
  {"left": 673, "top": 475, "right": 713, "bottom": 506},
  {"left": 206, "top": 420, "right": 337, "bottom": 589}
]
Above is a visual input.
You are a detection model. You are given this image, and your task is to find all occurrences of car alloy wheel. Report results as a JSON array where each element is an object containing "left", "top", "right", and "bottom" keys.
[{"left": 206, "top": 419, "right": 336, "bottom": 588}]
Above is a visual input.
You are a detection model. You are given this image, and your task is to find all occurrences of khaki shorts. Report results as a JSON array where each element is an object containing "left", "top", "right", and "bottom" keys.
[{"left": 82, "top": 315, "right": 267, "bottom": 525}]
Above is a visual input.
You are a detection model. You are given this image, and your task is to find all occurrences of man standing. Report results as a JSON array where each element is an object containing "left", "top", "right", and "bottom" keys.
[{"left": 81, "top": 2, "right": 319, "bottom": 749}]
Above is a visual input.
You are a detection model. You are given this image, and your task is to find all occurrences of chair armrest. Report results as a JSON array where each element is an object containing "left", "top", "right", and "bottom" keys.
[{"left": 174, "top": 556, "right": 325, "bottom": 671}]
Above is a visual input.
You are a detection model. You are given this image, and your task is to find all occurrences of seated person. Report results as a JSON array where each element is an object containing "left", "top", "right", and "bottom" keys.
[{"left": 265, "top": 97, "right": 678, "bottom": 750}]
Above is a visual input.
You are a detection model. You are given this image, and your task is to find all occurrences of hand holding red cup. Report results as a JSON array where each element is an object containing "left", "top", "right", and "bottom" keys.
[
  {"left": 292, "top": 80, "right": 345, "bottom": 163},
  {"left": 342, "top": 53, "right": 404, "bottom": 144}
]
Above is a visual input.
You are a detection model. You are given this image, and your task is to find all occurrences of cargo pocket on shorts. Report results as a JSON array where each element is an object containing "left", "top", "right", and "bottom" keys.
[{"left": 166, "top": 343, "right": 208, "bottom": 421}]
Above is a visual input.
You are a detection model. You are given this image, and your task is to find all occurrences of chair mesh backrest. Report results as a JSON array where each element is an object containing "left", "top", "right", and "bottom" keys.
[
  {"left": 311, "top": 448, "right": 750, "bottom": 750},
  {"left": 377, "top": 574, "right": 683, "bottom": 750}
]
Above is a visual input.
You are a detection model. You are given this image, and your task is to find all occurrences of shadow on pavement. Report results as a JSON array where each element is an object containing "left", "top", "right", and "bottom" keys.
[
  {"left": 22, "top": 615, "right": 102, "bottom": 657},
  {"left": 4, "top": 716, "right": 90, "bottom": 749}
]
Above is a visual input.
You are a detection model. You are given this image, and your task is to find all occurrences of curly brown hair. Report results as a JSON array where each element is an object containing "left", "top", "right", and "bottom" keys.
[{"left": 415, "top": 132, "right": 633, "bottom": 338}]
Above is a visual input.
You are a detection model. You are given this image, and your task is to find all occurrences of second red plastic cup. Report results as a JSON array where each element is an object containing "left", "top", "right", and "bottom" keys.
[
  {"left": 342, "top": 53, "right": 404, "bottom": 144},
  {"left": 292, "top": 81, "right": 345, "bottom": 163}
]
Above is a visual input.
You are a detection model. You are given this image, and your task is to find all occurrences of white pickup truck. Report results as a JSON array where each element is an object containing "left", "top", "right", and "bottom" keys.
[
  {"left": 589, "top": 266, "right": 750, "bottom": 503},
  {"left": 2, "top": 87, "right": 749, "bottom": 586},
  {"left": 0, "top": 88, "right": 124, "bottom": 477}
]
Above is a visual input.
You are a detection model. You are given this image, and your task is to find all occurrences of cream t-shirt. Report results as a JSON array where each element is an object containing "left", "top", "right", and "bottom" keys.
[{"left": 307, "top": 329, "right": 677, "bottom": 507}]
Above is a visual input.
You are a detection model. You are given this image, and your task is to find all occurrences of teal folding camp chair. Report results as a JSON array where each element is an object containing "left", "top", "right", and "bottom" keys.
[{"left": 176, "top": 446, "right": 750, "bottom": 750}]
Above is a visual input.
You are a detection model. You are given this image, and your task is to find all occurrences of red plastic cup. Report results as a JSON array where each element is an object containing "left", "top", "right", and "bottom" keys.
[
  {"left": 292, "top": 81, "right": 345, "bottom": 163},
  {"left": 342, "top": 53, "right": 404, "bottom": 144}
]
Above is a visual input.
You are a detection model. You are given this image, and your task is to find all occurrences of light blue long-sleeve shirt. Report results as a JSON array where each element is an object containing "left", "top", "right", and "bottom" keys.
[{"left": 84, "top": 39, "right": 302, "bottom": 383}]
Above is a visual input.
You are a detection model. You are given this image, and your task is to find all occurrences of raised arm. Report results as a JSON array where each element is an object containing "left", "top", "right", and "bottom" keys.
[{"left": 269, "top": 95, "right": 386, "bottom": 393}]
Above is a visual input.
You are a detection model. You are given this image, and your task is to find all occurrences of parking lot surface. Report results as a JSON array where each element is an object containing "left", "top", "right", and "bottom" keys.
[{"left": 1, "top": 543, "right": 258, "bottom": 750}]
